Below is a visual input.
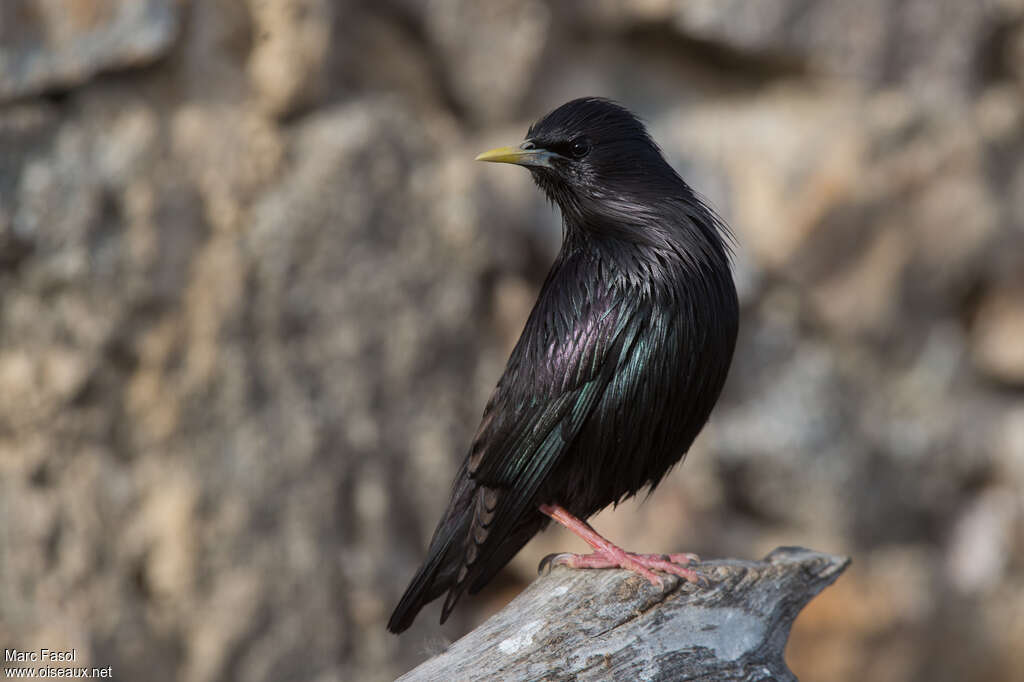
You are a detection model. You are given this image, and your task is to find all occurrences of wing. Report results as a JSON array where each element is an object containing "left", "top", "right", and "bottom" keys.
[
  {"left": 441, "top": 275, "right": 648, "bottom": 614},
  {"left": 388, "top": 261, "right": 650, "bottom": 633}
]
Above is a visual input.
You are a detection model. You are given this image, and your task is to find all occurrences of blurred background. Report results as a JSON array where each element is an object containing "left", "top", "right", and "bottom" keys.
[{"left": 1, "top": 1, "right": 1023, "bottom": 680}]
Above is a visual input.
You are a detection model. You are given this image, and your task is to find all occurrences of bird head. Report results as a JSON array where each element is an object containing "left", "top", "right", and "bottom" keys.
[{"left": 476, "top": 98, "right": 683, "bottom": 224}]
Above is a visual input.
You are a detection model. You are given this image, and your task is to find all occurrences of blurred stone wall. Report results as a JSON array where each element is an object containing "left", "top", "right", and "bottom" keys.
[{"left": 1, "top": 1, "right": 1022, "bottom": 681}]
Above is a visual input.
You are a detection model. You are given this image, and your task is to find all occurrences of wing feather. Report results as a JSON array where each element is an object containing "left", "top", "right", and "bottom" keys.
[{"left": 437, "top": 292, "right": 647, "bottom": 617}]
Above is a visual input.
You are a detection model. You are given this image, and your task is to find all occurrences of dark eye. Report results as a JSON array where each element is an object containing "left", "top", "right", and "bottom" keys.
[{"left": 569, "top": 137, "right": 590, "bottom": 158}]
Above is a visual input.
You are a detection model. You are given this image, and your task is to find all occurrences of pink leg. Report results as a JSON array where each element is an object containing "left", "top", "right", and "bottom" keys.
[{"left": 538, "top": 504, "right": 705, "bottom": 587}]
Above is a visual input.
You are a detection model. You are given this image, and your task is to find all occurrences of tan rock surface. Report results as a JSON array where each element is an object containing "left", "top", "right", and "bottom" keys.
[{"left": 1, "top": 2, "right": 1023, "bottom": 681}]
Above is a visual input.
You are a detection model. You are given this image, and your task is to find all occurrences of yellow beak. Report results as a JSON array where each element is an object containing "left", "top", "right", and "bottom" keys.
[{"left": 475, "top": 144, "right": 555, "bottom": 168}]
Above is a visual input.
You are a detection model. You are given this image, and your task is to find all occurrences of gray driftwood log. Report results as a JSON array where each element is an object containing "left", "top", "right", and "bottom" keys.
[{"left": 398, "top": 547, "right": 849, "bottom": 681}]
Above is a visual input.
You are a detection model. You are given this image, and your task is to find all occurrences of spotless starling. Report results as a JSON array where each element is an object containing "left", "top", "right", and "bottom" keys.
[{"left": 388, "top": 97, "right": 738, "bottom": 633}]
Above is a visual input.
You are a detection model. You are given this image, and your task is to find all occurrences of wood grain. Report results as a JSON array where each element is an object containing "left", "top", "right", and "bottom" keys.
[{"left": 398, "top": 547, "right": 849, "bottom": 681}]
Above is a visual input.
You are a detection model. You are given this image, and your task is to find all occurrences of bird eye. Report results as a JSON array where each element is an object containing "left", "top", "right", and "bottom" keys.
[{"left": 569, "top": 137, "right": 591, "bottom": 158}]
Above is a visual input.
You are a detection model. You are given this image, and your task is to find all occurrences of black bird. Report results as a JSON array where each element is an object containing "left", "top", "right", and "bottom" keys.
[{"left": 388, "top": 97, "right": 738, "bottom": 634}]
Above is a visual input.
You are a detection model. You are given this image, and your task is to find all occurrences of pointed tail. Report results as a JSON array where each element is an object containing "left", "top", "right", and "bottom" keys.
[
  {"left": 388, "top": 484, "right": 549, "bottom": 632},
  {"left": 387, "top": 472, "right": 475, "bottom": 633}
]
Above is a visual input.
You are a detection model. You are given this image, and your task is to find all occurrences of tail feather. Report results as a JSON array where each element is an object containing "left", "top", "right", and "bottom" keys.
[
  {"left": 439, "top": 484, "right": 500, "bottom": 622},
  {"left": 439, "top": 501, "right": 547, "bottom": 626},
  {"left": 387, "top": 535, "right": 457, "bottom": 633},
  {"left": 388, "top": 469, "right": 478, "bottom": 633},
  {"left": 388, "top": 476, "right": 548, "bottom": 632},
  {"left": 468, "top": 515, "right": 546, "bottom": 595}
]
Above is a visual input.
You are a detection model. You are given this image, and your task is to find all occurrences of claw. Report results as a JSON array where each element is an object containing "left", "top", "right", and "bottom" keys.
[
  {"left": 538, "top": 552, "right": 572, "bottom": 576},
  {"left": 667, "top": 552, "right": 701, "bottom": 566}
]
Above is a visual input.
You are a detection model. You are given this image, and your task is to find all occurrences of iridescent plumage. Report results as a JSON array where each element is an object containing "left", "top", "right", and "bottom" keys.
[{"left": 388, "top": 98, "right": 738, "bottom": 633}]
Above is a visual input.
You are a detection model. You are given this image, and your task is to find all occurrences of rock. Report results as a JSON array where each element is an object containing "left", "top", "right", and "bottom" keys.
[
  {"left": 971, "top": 280, "right": 1024, "bottom": 385},
  {"left": 669, "top": 0, "right": 1003, "bottom": 102},
  {"left": 998, "top": 407, "right": 1024, "bottom": 487},
  {"left": 809, "top": 223, "right": 909, "bottom": 337},
  {"left": 946, "top": 487, "right": 1017, "bottom": 593},
  {"left": 247, "top": 0, "right": 335, "bottom": 116},
  {"left": 560, "top": 0, "right": 1016, "bottom": 105},
  {"left": 0, "top": 0, "right": 179, "bottom": 102},
  {"left": 418, "top": 0, "right": 551, "bottom": 122},
  {"left": 665, "top": 86, "right": 866, "bottom": 272}
]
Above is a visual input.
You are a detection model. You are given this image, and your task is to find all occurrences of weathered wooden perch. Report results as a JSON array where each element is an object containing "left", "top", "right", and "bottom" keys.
[{"left": 398, "top": 547, "right": 849, "bottom": 681}]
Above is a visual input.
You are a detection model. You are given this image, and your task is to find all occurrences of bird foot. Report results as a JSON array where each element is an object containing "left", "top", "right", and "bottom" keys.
[{"left": 539, "top": 548, "right": 706, "bottom": 587}]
